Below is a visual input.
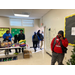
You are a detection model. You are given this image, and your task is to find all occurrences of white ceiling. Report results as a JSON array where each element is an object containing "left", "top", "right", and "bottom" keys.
[{"left": 0, "top": 9, "right": 51, "bottom": 19}]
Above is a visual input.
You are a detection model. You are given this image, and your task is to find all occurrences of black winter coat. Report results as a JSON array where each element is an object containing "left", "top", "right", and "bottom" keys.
[{"left": 18, "top": 33, "right": 25, "bottom": 42}]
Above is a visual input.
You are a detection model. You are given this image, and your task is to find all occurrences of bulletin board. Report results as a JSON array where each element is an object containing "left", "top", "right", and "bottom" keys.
[
  {"left": 11, "top": 28, "right": 25, "bottom": 37},
  {"left": 0, "top": 27, "right": 10, "bottom": 38},
  {"left": 64, "top": 14, "right": 75, "bottom": 46}
]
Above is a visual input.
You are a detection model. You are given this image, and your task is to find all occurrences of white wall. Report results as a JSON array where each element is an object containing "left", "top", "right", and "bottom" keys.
[
  {"left": 0, "top": 17, "right": 40, "bottom": 47},
  {"left": 40, "top": 9, "right": 75, "bottom": 64}
]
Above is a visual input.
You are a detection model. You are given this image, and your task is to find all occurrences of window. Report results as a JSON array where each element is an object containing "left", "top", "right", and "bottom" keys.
[
  {"left": 22, "top": 20, "right": 34, "bottom": 27},
  {"left": 10, "top": 19, "right": 22, "bottom": 26},
  {"left": 10, "top": 19, "right": 34, "bottom": 27}
]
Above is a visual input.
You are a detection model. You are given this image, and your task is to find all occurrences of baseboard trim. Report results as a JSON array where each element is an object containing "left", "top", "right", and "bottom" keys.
[{"left": 46, "top": 52, "right": 52, "bottom": 57}]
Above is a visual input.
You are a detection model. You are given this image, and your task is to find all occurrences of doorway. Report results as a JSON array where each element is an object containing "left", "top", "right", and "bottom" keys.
[{"left": 44, "top": 26, "right": 51, "bottom": 54}]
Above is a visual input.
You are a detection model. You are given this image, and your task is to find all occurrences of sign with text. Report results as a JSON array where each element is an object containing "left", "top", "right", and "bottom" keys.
[
  {"left": 71, "top": 27, "right": 75, "bottom": 35},
  {"left": 0, "top": 28, "right": 10, "bottom": 38}
]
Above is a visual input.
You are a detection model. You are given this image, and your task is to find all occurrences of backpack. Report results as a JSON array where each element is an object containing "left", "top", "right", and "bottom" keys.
[
  {"left": 52, "top": 37, "right": 68, "bottom": 53},
  {"left": 40, "top": 34, "right": 44, "bottom": 40},
  {"left": 33, "top": 35, "right": 38, "bottom": 41}
]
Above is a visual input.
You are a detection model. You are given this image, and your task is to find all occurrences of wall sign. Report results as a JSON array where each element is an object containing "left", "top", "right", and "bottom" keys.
[
  {"left": 11, "top": 28, "right": 25, "bottom": 37},
  {"left": 71, "top": 27, "right": 75, "bottom": 35},
  {"left": 64, "top": 14, "right": 75, "bottom": 46},
  {"left": 0, "top": 27, "right": 10, "bottom": 38}
]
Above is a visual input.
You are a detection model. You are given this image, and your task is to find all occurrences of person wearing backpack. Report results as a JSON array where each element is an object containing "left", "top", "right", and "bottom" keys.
[
  {"left": 37, "top": 30, "right": 41, "bottom": 48},
  {"left": 32, "top": 32, "right": 40, "bottom": 52},
  {"left": 40, "top": 31, "right": 44, "bottom": 50},
  {"left": 51, "top": 30, "right": 68, "bottom": 65}
]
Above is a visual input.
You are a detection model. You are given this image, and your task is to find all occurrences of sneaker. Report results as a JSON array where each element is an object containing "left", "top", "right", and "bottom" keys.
[
  {"left": 34, "top": 50, "right": 36, "bottom": 52},
  {"left": 14, "top": 53, "right": 18, "bottom": 55}
]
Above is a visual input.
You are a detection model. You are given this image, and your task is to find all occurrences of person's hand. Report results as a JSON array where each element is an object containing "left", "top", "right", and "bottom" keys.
[{"left": 60, "top": 36, "right": 63, "bottom": 40}]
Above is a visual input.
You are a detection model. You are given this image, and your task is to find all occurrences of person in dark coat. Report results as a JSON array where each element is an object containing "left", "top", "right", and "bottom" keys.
[
  {"left": 37, "top": 30, "right": 41, "bottom": 48},
  {"left": 14, "top": 35, "right": 18, "bottom": 53},
  {"left": 18, "top": 29, "right": 25, "bottom": 53},
  {"left": 32, "top": 32, "right": 40, "bottom": 52}
]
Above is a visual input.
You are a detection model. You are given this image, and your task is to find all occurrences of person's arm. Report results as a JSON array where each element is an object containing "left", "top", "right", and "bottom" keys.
[
  {"left": 51, "top": 38, "right": 55, "bottom": 51},
  {"left": 61, "top": 38, "right": 68, "bottom": 47},
  {"left": 38, "top": 35, "right": 41, "bottom": 41},
  {"left": 10, "top": 34, "right": 12, "bottom": 38},
  {"left": 23, "top": 34, "right": 25, "bottom": 39},
  {"left": 18, "top": 34, "right": 20, "bottom": 42},
  {"left": 3, "top": 33, "right": 6, "bottom": 39}
]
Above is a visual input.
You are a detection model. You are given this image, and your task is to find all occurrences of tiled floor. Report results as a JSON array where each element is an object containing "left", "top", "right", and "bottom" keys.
[{"left": 0, "top": 48, "right": 67, "bottom": 65}]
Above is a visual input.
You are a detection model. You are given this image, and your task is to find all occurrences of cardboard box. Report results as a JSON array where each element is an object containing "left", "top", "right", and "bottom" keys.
[
  {"left": 23, "top": 50, "right": 32, "bottom": 58},
  {"left": 24, "top": 54, "right": 30, "bottom": 58},
  {"left": 24, "top": 50, "right": 29, "bottom": 54}
]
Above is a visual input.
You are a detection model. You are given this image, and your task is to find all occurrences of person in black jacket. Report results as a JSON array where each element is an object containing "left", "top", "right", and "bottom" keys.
[
  {"left": 18, "top": 29, "right": 25, "bottom": 53},
  {"left": 14, "top": 35, "right": 18, "bottom": 53},
  {"left": 37, "top": 30, "right": 41, "bottom": 48},
  {"left": 32, "top": 32, "right": 40, "bottom": 52}
]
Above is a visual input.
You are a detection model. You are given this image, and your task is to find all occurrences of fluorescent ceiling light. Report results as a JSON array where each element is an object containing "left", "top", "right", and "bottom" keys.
[{"left": 14, "top": 14, "right": 29, "bottom": 17}]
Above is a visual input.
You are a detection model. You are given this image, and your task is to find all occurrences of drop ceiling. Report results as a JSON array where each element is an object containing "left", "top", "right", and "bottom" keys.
[{"left": 0, "top": 9, "right": 51, "bottom": 19}]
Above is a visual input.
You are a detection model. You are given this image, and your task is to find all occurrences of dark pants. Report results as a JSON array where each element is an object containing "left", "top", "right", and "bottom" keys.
[
  {"left": 19, "top": 48, "right": 24, "bottom": 53},
  {"left": 15, "top": 48, "right": 18, "bottom": 53},
  {"left": 37, "top": 41, "right": 40, "bottom": 48},
  {"left": 51, "top": 52, "right": 64, "bottom": 65},
  {"left": 33, "top": 41, "right": 38, "bottom": 52},
  {"left": 9, "top": 49, "right": 11, "bottom": 52}
]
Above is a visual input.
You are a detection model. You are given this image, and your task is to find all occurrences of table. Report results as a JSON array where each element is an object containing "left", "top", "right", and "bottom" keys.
[
  {"left": 0, "top": 46, "right": 23, "bottom": 50},
  {"left": 0, "top": 46, "right": 25, "bottom": 55}
]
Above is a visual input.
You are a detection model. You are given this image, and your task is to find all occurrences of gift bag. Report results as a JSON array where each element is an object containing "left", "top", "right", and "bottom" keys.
[{"left": 19, "top": 40, "right": 26, "bottom": 47}]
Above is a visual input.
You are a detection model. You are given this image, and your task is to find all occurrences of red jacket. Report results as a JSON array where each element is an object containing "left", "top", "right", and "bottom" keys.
[{"left": 51, "top": 36, "right": 68, "bottom": 53}]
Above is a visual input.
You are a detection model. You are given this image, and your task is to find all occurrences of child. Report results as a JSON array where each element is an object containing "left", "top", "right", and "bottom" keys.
[{"left": 3, "top": 36, "right": 10, "bottom": 42}]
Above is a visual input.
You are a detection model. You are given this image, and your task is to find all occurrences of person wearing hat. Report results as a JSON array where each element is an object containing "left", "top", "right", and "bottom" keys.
[
  {"left": 51, "top": 30, "right": 68, "bottom": 65},
  {"left": 18, "top": 29, "right": 25, "bottom": 53}
]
